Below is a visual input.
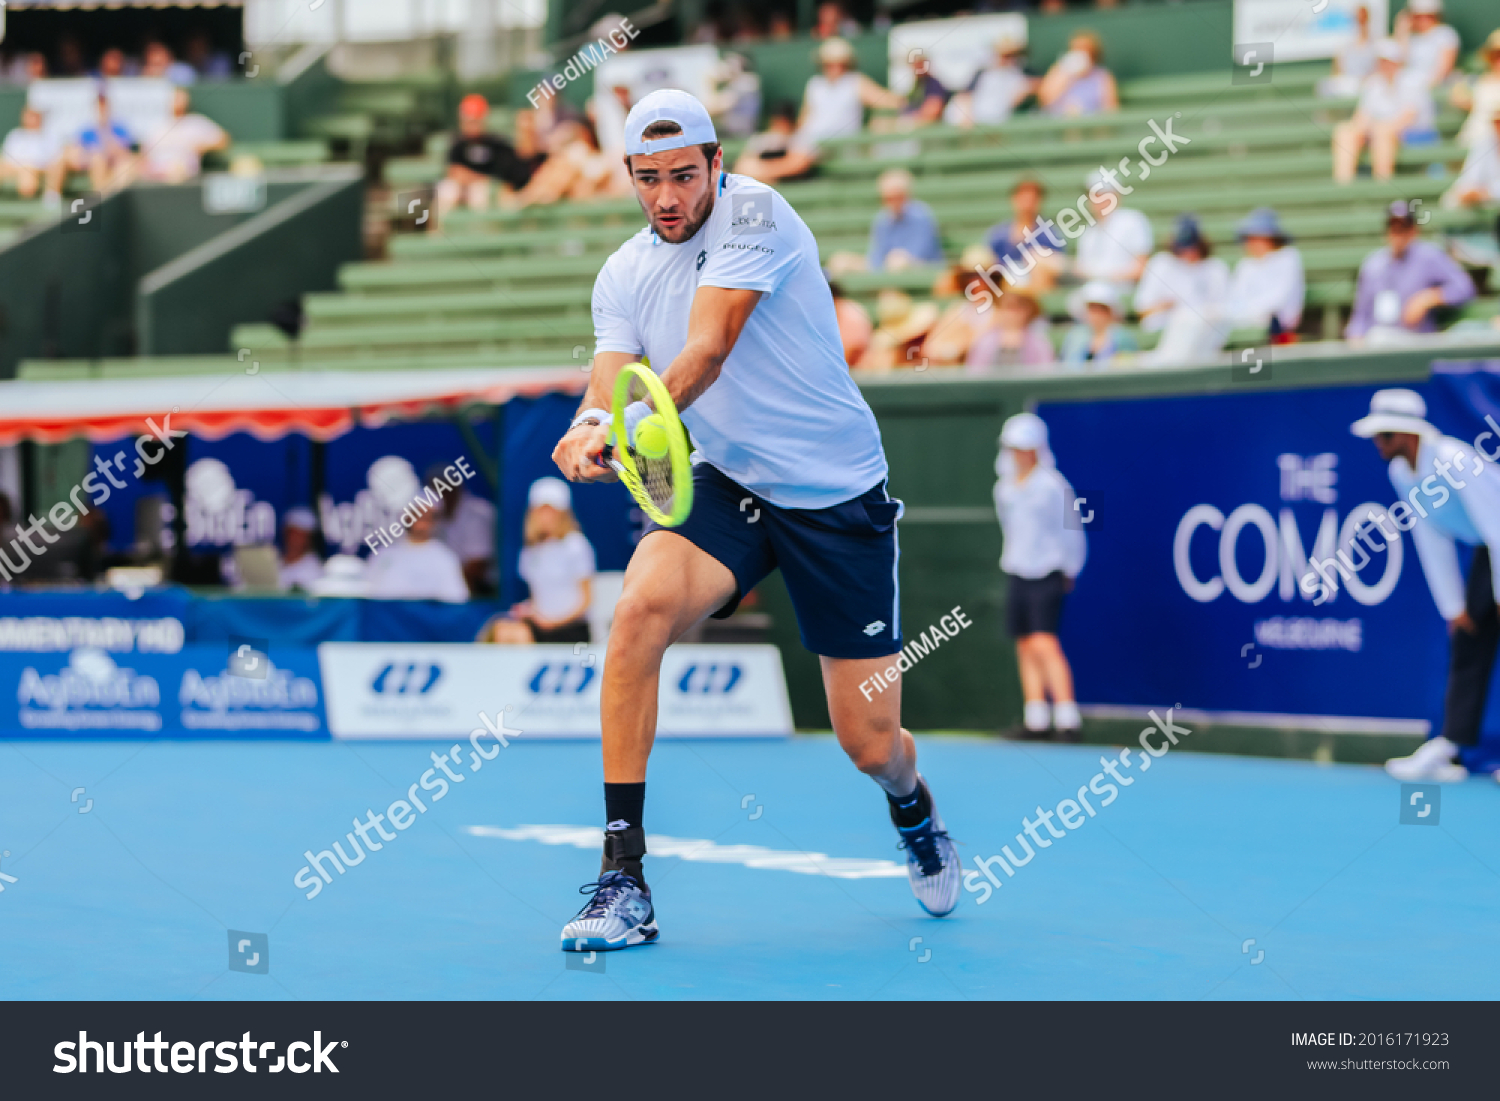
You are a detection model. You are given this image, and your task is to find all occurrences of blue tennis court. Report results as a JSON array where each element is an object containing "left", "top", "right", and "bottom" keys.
[{"left": 2, "top": 734, "right": 1497, "bottom": 1001}]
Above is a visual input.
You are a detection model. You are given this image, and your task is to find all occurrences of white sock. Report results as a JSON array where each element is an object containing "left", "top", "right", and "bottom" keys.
[
  {"left": 1053, "top": 701, "right": 1081, "bottom": 731},
  {"left": 1023, "top": 701, "right": 1051, "bottom": 732}
]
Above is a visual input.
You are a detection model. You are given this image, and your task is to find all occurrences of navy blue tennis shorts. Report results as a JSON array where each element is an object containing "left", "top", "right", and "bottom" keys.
[{"left": 645, "top": 462, "right": 904, "bottom": 659}]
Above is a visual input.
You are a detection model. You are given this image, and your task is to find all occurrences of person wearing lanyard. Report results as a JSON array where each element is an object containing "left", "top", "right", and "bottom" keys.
[
  {"left": 1351, "top": 391, "right": 1500, "bottom": 782},
  {"left": 1346, "top": 201, "right": 1473, "bottom": 345},
  {"left": 994, "top": 413, "right": 1088, "bottom": 741}
]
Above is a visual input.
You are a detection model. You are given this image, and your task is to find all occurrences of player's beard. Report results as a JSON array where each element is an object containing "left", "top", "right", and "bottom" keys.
[{"left": 647, "top": 186, "right": 715, "bottom": 245}]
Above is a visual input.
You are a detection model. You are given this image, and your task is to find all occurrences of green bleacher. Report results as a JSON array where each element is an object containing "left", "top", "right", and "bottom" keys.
[{"left": 219, "top": 63, "right": 1498, "bottom": 371}]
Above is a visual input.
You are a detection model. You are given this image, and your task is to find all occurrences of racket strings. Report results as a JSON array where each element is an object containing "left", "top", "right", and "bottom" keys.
[{"left": 623, "top": 374, "right": 677, "bottom": 517}]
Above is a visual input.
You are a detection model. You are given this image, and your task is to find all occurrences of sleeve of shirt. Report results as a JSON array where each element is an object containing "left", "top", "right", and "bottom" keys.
[
  {"left": 867, "top": 211, "right": 890, "bottom": 270},
  {"left": 698, "top": 199, "right": 803, "bottom": 295},
  {"left": 916, "top": 203, "right": 944, "bottom": 263},
  {"left": 437, "top": 551, "right": 470, "bottom": 604},
  {"left": 1408, "top": 513, "right": 1466, "bottom": 620},
  {"left": 591, "top": 256, "right": 644, "bottom": 356},
  {"left": 1450, "top": 461, "right": 1500, "bottom": 606},
  {"left": 1279, "top": 250, "right": 1306, "bottom": 329},
  {"left": 1431, "top": 248, "right": 1475, "bottom": 307},
  {"left": 1133, "top": 253, "right": 1172, "bottom": 314}
]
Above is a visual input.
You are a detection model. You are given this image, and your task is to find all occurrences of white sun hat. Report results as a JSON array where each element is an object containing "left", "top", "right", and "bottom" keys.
[{"left": 1350, "top": 388, "right": 1438, "bottom": 438}]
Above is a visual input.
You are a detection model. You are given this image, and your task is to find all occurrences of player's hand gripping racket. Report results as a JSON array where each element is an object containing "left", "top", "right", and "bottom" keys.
[{"left": 595, "top": 361, "right": 694, "bottom": 527}]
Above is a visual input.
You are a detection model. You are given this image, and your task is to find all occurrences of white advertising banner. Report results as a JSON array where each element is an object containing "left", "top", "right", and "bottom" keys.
[
  {"left": 318, "top": 642, "right": 793, "bottom": 740},
  {"left": 1232, "top": 0, "right": 1388, "bottom": 63},
  {"left": 887, "top": 14, "right": 1027, "bottom": 97}
]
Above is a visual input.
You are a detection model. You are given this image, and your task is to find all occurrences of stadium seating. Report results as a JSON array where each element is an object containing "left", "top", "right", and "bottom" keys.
[{"left": 217, "top": 61, "right": 1498, "bottom": 372}]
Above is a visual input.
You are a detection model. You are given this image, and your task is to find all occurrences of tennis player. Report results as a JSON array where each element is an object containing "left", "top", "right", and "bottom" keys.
[{"left": 551, "top": 89, "right": 961, "bottom": 952}]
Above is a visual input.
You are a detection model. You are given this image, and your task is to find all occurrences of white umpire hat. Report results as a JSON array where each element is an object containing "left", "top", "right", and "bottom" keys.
[
  {"left": 623, "top": 89, "right": 719, "bottom": 157},
  {"left": 1350, "top": 388, "right": 1438, "bottom": 438},
  {"left": 1000, "top": 412, "right": 1049, "bottom": 451}
]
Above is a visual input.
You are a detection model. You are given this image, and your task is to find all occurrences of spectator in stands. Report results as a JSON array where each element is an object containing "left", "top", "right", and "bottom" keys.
[
  {"left": 1135, "top": 215, "right": 1232, "bottom": 365},
  {"left": 768, "top": 12, "right": 795, "bottom": 40},
  {"left": 96, "top": 48, "right": 129, "bottom": 80},
  {"left": 814, "top": 1, "right": 861, "bottom": 40},
  {"left": 506, "top": 119, "right": 622, "bottom": 209},
  {"left": 739, "top": 37, "right": 904, "bottom": 183},
  {"left": 482, "top": 478, "right": 596, "bottom": 644},
  {"left": 856, "top": 289, "right": 938, "bottom": 370},
  {"left": 966, "top": 285, "right": 1055, "bottom": 372},
  {"left": 1348, "top": 200, "right": 1475, "bottom": 344},
  {"left": 1, "top": 107, "right": 65, "bottom": 205},
  {"left": 1451, "top": 30, "right": 1500, "bottom": 152},
  {"left": 363, "top": 508, "right": 469, "bottom": 603},
  {"left": 4, "top": 52, "right": 48, "bottom": 84},
  {"left": 1321, "top": 4, "right": 1378, "bottom": 98},
  {"left": 1228, "top": 207, "right": 1306, "bottom": 340},
  {"left": 139, "top": 89, "right": 228, "bottom": 183},
  {"left": 866, "top": 168, "right": 943, "bottom": 271},
  {"left": 428, "top": 463, "right": 497, "bottom": 595},
  {"left": 993, "top": 412, "right": 1086, "bottom": 741},
  {"left": 57, "top": 35, "right": 88, "bottom": 78},
  {"left": 828, "top": 279, "right": 873, "bottom": 367},
  {"left": 947, "top": 34, "right": 1036, "bottom": 128},
  {"left": 183, "top": 30, "right": 233, "bottom": 80},
  {"left": 1075, "top": 169, "right": 1153, "bottom": 291},
  {"left": 874, "top": 54, "right": 950, "bottom": 132},
  {"left": 277, "top": 507, "right": 324, "bottom": 591},
  {"left": 1445, "top": 111, "right": 1500, "bottom": 206},
  {"left": 1038, "top": 32, "right": 1118, "bottom": 118},
  {"left": 438, "top": 93, "right": 544, "bottom": 218},
  {"left": 143, "top": 40, "right": 198, "bottom": 86},
  {"left": 1061, "top": 282, "right": 1137, "bottom": 366},
  {"left": 733, "top": 101, "right": 801, "bottom": 177},
  {"left": 1395, "top": 0, "right": 1459, "bottom": 89},
  {"left": 986, "top": 177, "right": 1066, "bottom": 291},
  {"left": 708, "top": 52, "right": 762, "bottom": 139},
  {"left": 71, "top": 90, "right": 137, "bottom": 193},
  {"left": 1332, "top": 40, "right": 1436, "bottom": 183},
  {"left": 922, "top": 246, "right": 1002, "bottom": 366}
]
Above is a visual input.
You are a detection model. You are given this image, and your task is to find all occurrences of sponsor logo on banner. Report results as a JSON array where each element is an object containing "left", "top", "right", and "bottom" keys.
[
  {"left": 179, "top": 658, "right": 322, "bottom": 732},
  {"left": 318, "top": 643, "right": 793, "bottom": 739},
  {"left": 17, "top": 648, "right": 163, "bottom": 731},
  {"left": 0, "top": 616, "right": 184, "bottom": 653}
]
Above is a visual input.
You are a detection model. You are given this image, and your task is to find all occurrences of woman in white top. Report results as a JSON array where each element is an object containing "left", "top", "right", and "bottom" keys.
[
  {"left": 994, "top": 413, "right": 1087, "bottom": 741},
  {"left": 1395, "top": 0, "right": 1459, "bottom": 88},
  {"left": 1451, "top": 30, "right": 1500, "bottom": 151},
  {"left": 1135, "top": 215, "right": 1233, "bottom": 366},
  {"left": 737, "top": 36, "right": 903, "bottom": 183},
  {"left": 1227, "top": 207, "right": 1305, "bottom": 337},
  {"left": 1333, "top": 40, "right": 1438, "bottom": 183},
  {"left": 483, "top": 477, "right": 596, "bottom": 644}
]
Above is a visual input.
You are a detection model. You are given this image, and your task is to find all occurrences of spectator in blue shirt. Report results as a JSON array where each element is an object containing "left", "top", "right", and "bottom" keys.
[
  {"left": 867, "top": 168, "right": 943, "bottom": 271},
  {"left": 985, "top": 177, "right": 1066, "bottom": 291},
  {"left": 71, "top": 90, "right": 136, "bottom": 192},
  {"left": 1346, "top": 200, "right": 1475, "bottom": 344}
]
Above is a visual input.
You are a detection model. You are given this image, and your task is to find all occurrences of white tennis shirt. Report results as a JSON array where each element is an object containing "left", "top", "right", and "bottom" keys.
[{"left": 591, "top": 171, "right": 888, "bottom": 509}]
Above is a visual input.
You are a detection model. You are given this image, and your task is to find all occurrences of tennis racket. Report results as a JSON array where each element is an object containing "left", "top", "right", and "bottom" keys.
[{"left": 595, "top": 361, "right": 694, "bottom": 527}]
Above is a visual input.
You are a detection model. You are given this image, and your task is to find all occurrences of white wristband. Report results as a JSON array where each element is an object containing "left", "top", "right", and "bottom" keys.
[
  {"left": 622, "top": 401, "right": 652, "bottom": 445},
  {"left": 570, "top": 407, "right": 611, "bottom": 430}
]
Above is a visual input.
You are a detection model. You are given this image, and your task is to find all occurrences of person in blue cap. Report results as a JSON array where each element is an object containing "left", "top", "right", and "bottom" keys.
[
  {"left": 550, "top": 88, "right": 963, "bottom": 955},
  {"left": 1228, "top": 207, "right": 1305, "bottom": 341}
]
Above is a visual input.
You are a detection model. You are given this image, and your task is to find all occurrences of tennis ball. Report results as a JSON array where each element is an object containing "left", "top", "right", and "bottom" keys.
[{"left": 634, "top": 413, "right": 670, "bottom": 460}]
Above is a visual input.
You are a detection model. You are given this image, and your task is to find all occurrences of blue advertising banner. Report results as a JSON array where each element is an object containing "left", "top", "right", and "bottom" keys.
[
  {"left": 0, "top": 643, "right": 327, "bottom": 740},
  {"left": 0, "top": 589, "right": 191, "bottom": 654},
  {"left": 1039, "top": 364, "right": 1500, "bottom": 770}
]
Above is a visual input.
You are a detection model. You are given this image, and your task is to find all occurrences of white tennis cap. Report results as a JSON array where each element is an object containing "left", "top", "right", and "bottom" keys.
[
  {"left": 528, "top": 476, "right": 574, "bottom": 511},
  {"left": 1000, "top": 412, "right": 1049, "bottom": 451},
  {"left": 623, "top": 89, "right": 718, "bottom": 157},
  {"left": 1350, "top": 388, "right": 1437, "bottom": 438}
]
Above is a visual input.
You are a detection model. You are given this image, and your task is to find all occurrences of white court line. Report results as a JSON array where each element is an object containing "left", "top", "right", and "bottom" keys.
[{"left": 466, "top": 824, "right": 907, "bottom": 879}]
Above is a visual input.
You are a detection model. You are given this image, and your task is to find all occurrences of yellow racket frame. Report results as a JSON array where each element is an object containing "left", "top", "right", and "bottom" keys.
[{"left": 609, "top": 361, "right": 694, "bottom": 527}]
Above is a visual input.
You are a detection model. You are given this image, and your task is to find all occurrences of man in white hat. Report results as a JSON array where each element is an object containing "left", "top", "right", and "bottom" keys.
[
  {"left": 277, "top": 507, "right": 324, "bottom": 592},
  {"left": 1351, "top": 389, "right": 1500, "bottom": 781},
  {"left": 551, "top": 88, "right": 962, "bottom": 954}
]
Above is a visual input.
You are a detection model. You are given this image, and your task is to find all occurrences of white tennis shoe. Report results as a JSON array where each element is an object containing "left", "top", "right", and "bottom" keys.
[{"left": 1385, "top": 736, "right": 1469, "bottom": 783}]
